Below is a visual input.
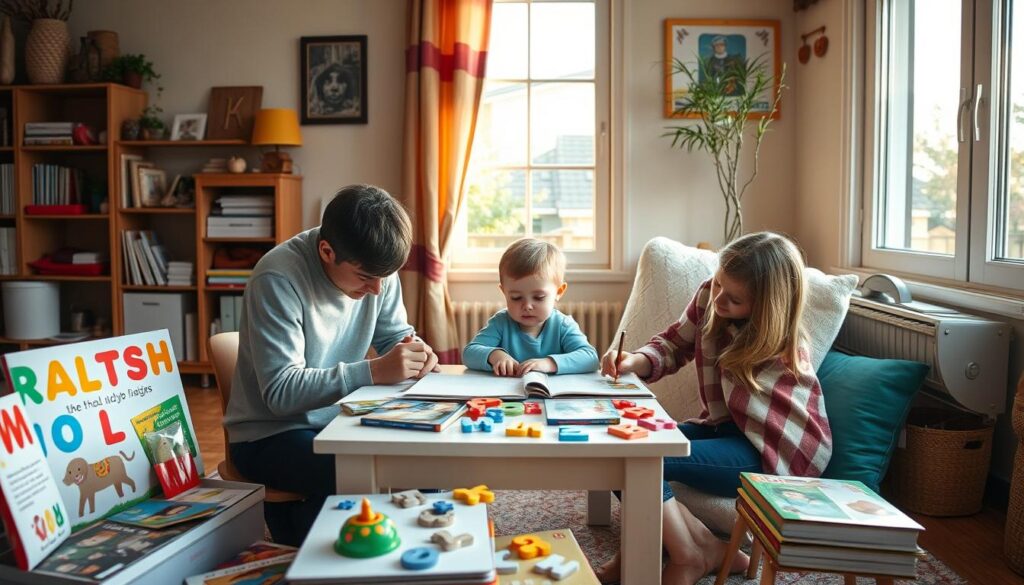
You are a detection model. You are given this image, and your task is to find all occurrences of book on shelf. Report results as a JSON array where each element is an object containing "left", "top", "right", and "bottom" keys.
[
  {"left": 399, "top": 369, "right": 654, "bottom": 401},
  {"left": 23, "top": 136, "right": 73, "bottom": 145},
  {"left": 0, "top": 393, "right": 71, "bottom": 570},
  {"left": 359, "top": 400, "right": 468, "bottom": 432},
  {"left": 185, "top": 541, "right": 297, "bottom": 585},
  {"left": 543, "top": 398, "right": 621, "bottom": 425},
  {"left": 738, "top": 472, "right": 923, "bottom": 550},
  {"left": 737, "top": 495, "right": 919, "bottom": 577}
]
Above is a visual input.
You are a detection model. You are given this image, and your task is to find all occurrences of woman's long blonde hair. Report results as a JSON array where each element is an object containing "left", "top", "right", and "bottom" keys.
[{"left": 702, "top": 232, "right": 808, "bottom": 392}]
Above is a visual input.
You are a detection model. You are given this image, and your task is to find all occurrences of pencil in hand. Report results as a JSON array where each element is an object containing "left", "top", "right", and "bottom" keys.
[{"left": 614, "top": 331, "right": 625, "bottom": 382}]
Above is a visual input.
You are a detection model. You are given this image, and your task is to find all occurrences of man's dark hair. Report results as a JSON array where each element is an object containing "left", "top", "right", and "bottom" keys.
[{"left": 319, "top": 184, "right": 412, "bottom": 277}]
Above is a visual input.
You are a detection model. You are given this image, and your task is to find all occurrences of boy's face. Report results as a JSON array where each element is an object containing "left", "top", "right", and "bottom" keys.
[
  {"left": 499, "top": 273, "right": 567, "bottom": 333},
  {"left": 318, "top": 240, "right": 385, "bottom": 299}
]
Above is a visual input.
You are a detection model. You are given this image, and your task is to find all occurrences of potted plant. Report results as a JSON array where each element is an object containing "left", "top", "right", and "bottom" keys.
[
  {"left": 103, "top": 53, "right": 160, "bottom": 90},
  {"left": 665, "top": 54, "right": 785, "bottom": 244},
  {"left": 2, "top": 0, "right": 73, "bottom": 84},
  {"left": 139, "top": 105, "right": 165, "bottom": 140}
]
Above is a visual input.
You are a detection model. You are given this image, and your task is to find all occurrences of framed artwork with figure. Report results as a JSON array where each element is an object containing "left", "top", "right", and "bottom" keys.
[
  {"left": 300, "top": 35, "right": 368, "bottom": 125},
  {"left": 664, "top": 19, "right": 781, "bottom": 119}
]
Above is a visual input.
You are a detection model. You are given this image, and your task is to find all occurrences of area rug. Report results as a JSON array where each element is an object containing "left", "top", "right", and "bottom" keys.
[{"left": 489, "top": 490, "right": 966, "bottom": 585}]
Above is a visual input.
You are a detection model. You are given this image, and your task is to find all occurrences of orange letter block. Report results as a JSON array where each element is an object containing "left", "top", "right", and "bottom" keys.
[
  {"left": 608, "top": 424, "right": 649, "bottom": 440},
  {"left": 509, "top": 534, "right": 552, "bottom": 559}
]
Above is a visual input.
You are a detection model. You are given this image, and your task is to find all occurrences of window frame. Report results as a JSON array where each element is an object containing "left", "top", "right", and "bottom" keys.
[
  {"left": 450, "top": 0, "right": 617, "bottom": 273},
  {"left": 861, "top": 0, "right": 1024, "bottom": 292}
]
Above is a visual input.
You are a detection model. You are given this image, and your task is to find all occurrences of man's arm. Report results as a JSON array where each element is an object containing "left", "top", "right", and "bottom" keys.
[
  {"left": 370, "top": 274, "right": 414, "bottom": 355},
  {"left": 244, "top": 274, "right": 372, "bottom": 416}
]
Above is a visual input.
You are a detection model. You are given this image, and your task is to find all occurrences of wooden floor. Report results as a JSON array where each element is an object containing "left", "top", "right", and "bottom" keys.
[{"left": 184, "top": 384, "right": 1024, "bottom": 584}]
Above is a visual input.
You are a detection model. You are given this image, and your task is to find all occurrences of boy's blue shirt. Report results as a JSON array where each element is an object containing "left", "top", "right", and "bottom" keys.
[{"left": 462, "top": 308, "right": 600, "bottom": 374}]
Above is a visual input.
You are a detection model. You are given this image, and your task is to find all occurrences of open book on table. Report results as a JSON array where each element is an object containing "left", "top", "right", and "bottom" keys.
[{"left": 398, "top": 368, "right": 654, "bottom": 401}]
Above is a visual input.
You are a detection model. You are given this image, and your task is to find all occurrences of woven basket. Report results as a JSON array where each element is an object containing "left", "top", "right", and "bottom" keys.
[
  {"left": 25, "top": 19, "right": 69, "bottom": 84},
  {"left": 1005, "top": 374, "right": 1024, "bottom": 575},
  {"left": 890, "top": 409, "right": 994, "bottom": 516}
]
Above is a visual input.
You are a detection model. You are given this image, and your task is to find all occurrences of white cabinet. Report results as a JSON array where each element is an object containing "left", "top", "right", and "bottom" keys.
[{"left": 123, "top": 292, "right": 194, "bottom": 359}]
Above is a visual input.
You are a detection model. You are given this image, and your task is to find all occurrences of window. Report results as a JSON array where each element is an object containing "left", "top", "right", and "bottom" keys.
[
  {"left": 864, "top": 0, "right": 1024, "bottom": 290},
  {"left": 452, "top": 0, "right": 611, "bottom": 270}
]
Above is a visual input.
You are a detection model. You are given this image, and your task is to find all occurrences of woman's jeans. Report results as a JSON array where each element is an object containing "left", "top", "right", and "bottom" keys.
[{"left": 660, "top": 422, "right": 763, "bottom": 500}]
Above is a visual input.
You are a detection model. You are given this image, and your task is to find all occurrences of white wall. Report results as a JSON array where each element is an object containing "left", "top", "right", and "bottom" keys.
[{"left": 68, "top": 0, "right": 408, "bottom": 229}]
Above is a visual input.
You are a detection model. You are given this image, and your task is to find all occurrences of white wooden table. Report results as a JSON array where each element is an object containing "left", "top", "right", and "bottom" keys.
[{"left": 314, "top": 367, "right": 690, "bottom": 585}]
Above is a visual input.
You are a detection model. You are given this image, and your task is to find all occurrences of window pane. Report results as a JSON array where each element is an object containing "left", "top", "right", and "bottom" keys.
[
  {"left": 531, "top": 170, "right": 594, "bottom": 251},
  {"left": 465, "top": 169, "right": 526, "bottom": 251},
  {"left": 530, "top": 3, "right": 595, "bottom": 80},
  {"left": 1002, "top": 5, "right": 1024, "bottom": 261},
  {"left": 488, "top": 3, "right": 527, "bottom": 79},
  {"left": 476, "top": 82, "right": 528, "bottom": 166},
  {"left": 878, "top": 0, "right": 960, "bottom": 255},
  {"left": 530, "top": 82, "right": 595, "bottom": 165}
]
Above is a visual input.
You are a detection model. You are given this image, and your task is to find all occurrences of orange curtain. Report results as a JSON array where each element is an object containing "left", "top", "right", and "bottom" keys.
[{"left": 400, "top": 0, "right": 492, "bottom": 364}]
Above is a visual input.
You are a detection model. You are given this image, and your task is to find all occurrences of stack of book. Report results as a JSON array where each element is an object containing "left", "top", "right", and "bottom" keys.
[
  {"left": 213, "top": 194, "right": 274, "bottom": 216},
  {"left": 737, "top": 472, "right": 924, "bottom": 578},
  {"left": 167, "top": 260, "right": 195, "bottom": 286},
  {"left": 207, "top": 268, "right": 252, "bottom": 287},
  {"left": 30, "top": 163, "right": 83, "bottom": 205},
  {"left": 121, "top": 229, "right": 170, "bottom": 286},
  {"left": 201, "top": 158, "right": 228, "bottom": 173},
  {"left": 24, "top": 121, "right": 73, "bottom": 145}
]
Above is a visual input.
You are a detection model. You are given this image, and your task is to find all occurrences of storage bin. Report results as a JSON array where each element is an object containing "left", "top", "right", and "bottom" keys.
[
  {"left": 1, "top": 281, "right": 59, "bottom": 339},
  {"left": 889, "top": 408, "right": 993, "bottom": 516}
]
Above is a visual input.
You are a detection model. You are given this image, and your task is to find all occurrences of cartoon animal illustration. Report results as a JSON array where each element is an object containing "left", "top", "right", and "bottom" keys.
[{"left": 62, "top": 451, "right": 137, "bottom": 517}]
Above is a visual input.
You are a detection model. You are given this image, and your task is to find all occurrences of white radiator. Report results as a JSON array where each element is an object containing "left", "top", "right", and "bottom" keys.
[
  {"left": 452, "top": 301, "right": 623, "bottom": 355},
  {"left": 834, "top": 276, "right": 1011, "bottom": 419}
]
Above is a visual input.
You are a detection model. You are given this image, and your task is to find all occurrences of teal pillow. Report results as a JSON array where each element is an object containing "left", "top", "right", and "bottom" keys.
[{"left": 817, "top": 350, "right": 929, "bottom": 493}]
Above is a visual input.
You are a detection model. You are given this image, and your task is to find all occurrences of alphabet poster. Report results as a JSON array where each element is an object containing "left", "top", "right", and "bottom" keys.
[
  {"left": 0, "top": 393, "right": 70, "bottom": 569},
  {"left": 1, "top": 330, "right": 202, "bottom": 531}
]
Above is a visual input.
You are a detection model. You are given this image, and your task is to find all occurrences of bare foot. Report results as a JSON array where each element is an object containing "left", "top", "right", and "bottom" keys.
[
  {"left": 594, "top": 552, "right": 621, "bottom": 584},
  {"left": 662, "top": 561, "right": 707, "bottom": 585},
  {"left": 705, "top": 537, "right": 750, "bottom": 575}
]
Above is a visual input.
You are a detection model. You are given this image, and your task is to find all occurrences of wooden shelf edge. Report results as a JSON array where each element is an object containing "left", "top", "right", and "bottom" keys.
[{"left": 119, "top": 139, "right": 248, "bottom": 147}]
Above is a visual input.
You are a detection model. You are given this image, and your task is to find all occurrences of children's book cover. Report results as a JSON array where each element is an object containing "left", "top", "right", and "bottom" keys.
[
  {"left": 740, "top": 472, "right": 923, "bottom": 530},
  {"left": 0, "top": 330, "right": 203, "bottom": 531},
  {"left": 339, "top": 399, "right": 391, "bottom": 416},
  {"left": 185, "top": 551, "right": 296, "bottom": 585},
  {"left": 170, "top": 486, "right": 253, "bottom": 509},
  {"left": 0, "top": 393, "right": 70, "bottom": 569},
  {"left": 33, "top": 520, "right": 185, "bottom": 582},
  {"left": 107, "top": 499, "right": 219, "bottom": 529},
  {"left": 359, "top": 399, "right": 467, "bottom": 432},
  {"left": 544, "top": 398, "right": 620, "bottom": 425}
]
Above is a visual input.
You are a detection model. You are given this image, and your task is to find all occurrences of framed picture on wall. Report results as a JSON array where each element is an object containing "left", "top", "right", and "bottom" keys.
[
  {"left": 663, "top": 19, "right": 781, "bottom": 119},
  {"left": 300, "top": 35, "right": 368, "bottom": 125}
]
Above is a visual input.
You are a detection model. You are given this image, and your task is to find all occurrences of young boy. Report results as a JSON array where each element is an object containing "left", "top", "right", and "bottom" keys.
[
  {"left": 463, "top": 238, "right": 599, "bottom": 376},
  {"left": 224, "top": 184, "right": 439, "bottom": 545}
]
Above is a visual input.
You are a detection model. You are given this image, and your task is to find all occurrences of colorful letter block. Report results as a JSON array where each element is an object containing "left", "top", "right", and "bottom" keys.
[
  {"left": 505, "top": 421, "right": 543, "bottom": 438},
  {"left": 494, "top": 549, "right": 519, "bottom": 574},
  {"left": 390, "top": 489, "right": 427, "bottom": 508},
  {"left": 484, "top": 407, "right": 505, "bottom": 422},
  {"left": 558, "top": 427, "right": 588, "bottom": 442},
  {"left": 467, "top": 397, "right": 502, "bottom": 419},
  {"left": 509, "top": 534, "right": 552, "bottom": 559},
  {"left": 611, "top": 399, "right": 636, "bottom": 410},
  {"left": 501, "top": 402, "right": 525, "bottom": 417},
  {"left": 461, "top": 417, "right": 494, "bottom": 433},
  {"left": 533, "top": 553, "right": 580, "bottom": 580},
  {"left": 622, "top": 406, "right": 655, "bottom": 419},
  {"left": 430, "top": 529, "right": 475, "bottom": 551},
  {"left": 638, "top": 417, "right": 678, "bottom": 431},
  {"left": 401, "top": 547, "right": 439, "bottom": 570},
  {"left": 523, "top": 401, "right": 542, "bottom": 415},
  {"left": 608, "top": 424, "right": 649, "bottom": 440},
  {"left": 452, "top": 484, "right": 495, "bottom": 506},
  {"left": 417, "top": 506, "right": 455, "bottom": 527}
]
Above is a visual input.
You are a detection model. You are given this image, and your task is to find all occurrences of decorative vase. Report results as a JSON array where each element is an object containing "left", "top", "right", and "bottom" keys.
[
  {"left": 25, "top": 18, "right": 70, "bottom": 84},
  {"left": 86, "top": 30, "right": 118, "bottom": 70},
  {"left": 120, "top": 119, "right": 140, "bottom": 141},
  {"left": 0, "top": 16, "right": 14, "bottom": 85}
]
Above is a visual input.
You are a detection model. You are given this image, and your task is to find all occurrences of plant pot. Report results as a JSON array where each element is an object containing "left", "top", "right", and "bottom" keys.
[
  {"left": 122, "top": 70, "right": 142, "bottom": 89},
  {"left": 25, "top": 18, "right": 70, "bottom": 84},
  {"left": 140, "top": 127, "right": 164, "bottom": 141}
]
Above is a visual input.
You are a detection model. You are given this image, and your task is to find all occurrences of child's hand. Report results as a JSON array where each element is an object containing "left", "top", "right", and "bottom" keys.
[
  {"left": 488, "top": 350, "right": 519, "bottom": 377},
  {"left": 518, "top": 357, "right": 556, "bottom": 375},
  {"left": 600, "top": 350, "right": 651, "bottom": 379},
  {"left": 370, "top": 337, "right": 429, "bottom": 384}
]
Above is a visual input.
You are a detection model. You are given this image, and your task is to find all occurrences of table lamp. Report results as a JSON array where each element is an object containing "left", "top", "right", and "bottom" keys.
[{"left": 251, "top": 108, "right": 302, "bottom": 173}]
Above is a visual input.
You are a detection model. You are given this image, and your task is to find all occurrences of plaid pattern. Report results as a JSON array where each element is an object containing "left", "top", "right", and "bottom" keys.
[{"left": 635, "top": 280, "right": 833, "bottom": 477}]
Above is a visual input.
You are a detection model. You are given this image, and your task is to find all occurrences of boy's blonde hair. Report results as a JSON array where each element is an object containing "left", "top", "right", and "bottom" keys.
[
  {"left": 498, "top": 238, "right": 566, "bottom": 284},
  {"left": 703, "top": 232, "right": 808, "bottom": 392}
]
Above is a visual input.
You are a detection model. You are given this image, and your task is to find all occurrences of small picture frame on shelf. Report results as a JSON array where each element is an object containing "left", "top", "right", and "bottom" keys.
[
  {"left": 170, "top": 114, "right": 207, "bottom": 141},
  {"left": 137, "top": 168, "right": 167, "bottom": 207}
]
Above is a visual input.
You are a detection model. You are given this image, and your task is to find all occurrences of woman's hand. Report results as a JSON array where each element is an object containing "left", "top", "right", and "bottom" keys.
[
  {"left": 488, "top": 349, "right": 519, "bottom": 377},
  {"left": 600, "top": 349, "right": 651, "bottom": 379}
]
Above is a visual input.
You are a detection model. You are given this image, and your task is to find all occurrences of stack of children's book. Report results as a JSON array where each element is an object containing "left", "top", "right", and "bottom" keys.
[{"left": 737, "top": 472, "right": 924, "bottom": 578}]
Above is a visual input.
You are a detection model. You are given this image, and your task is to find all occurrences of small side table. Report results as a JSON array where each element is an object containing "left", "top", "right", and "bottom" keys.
[{"left": 715, "top": 500, "right": 904, "bottom": 585}]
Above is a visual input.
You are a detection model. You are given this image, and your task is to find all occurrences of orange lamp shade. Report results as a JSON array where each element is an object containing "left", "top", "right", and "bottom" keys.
[{"left": 251, "top": 108, "right": 302, "bottom": 146}]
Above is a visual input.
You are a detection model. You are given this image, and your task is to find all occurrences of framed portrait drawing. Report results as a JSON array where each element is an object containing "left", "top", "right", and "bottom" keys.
[
  {"left": 137, "top": 168, "right": 167, "bottom": 208},
  {"left": 300, "top": 35, "right": 368, "bottom": 124},
  {"left": 664, "top": 19, "right": 781, "bottom": 119},
  {"left": 170, "top": 114, "right": 207, "bottom": 141}
]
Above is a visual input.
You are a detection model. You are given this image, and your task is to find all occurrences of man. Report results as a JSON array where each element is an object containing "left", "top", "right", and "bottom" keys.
[
  {"left": 705, "top": 35, "right": 744, "bottom": 96},
  {"left": 224, "top": 184, "right": 438, "bottom": 545}
]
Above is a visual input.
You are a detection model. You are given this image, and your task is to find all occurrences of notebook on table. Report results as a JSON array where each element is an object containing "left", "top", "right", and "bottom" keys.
[{"left": 398, "top": 370, "right": 654, "bottom": 401}]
